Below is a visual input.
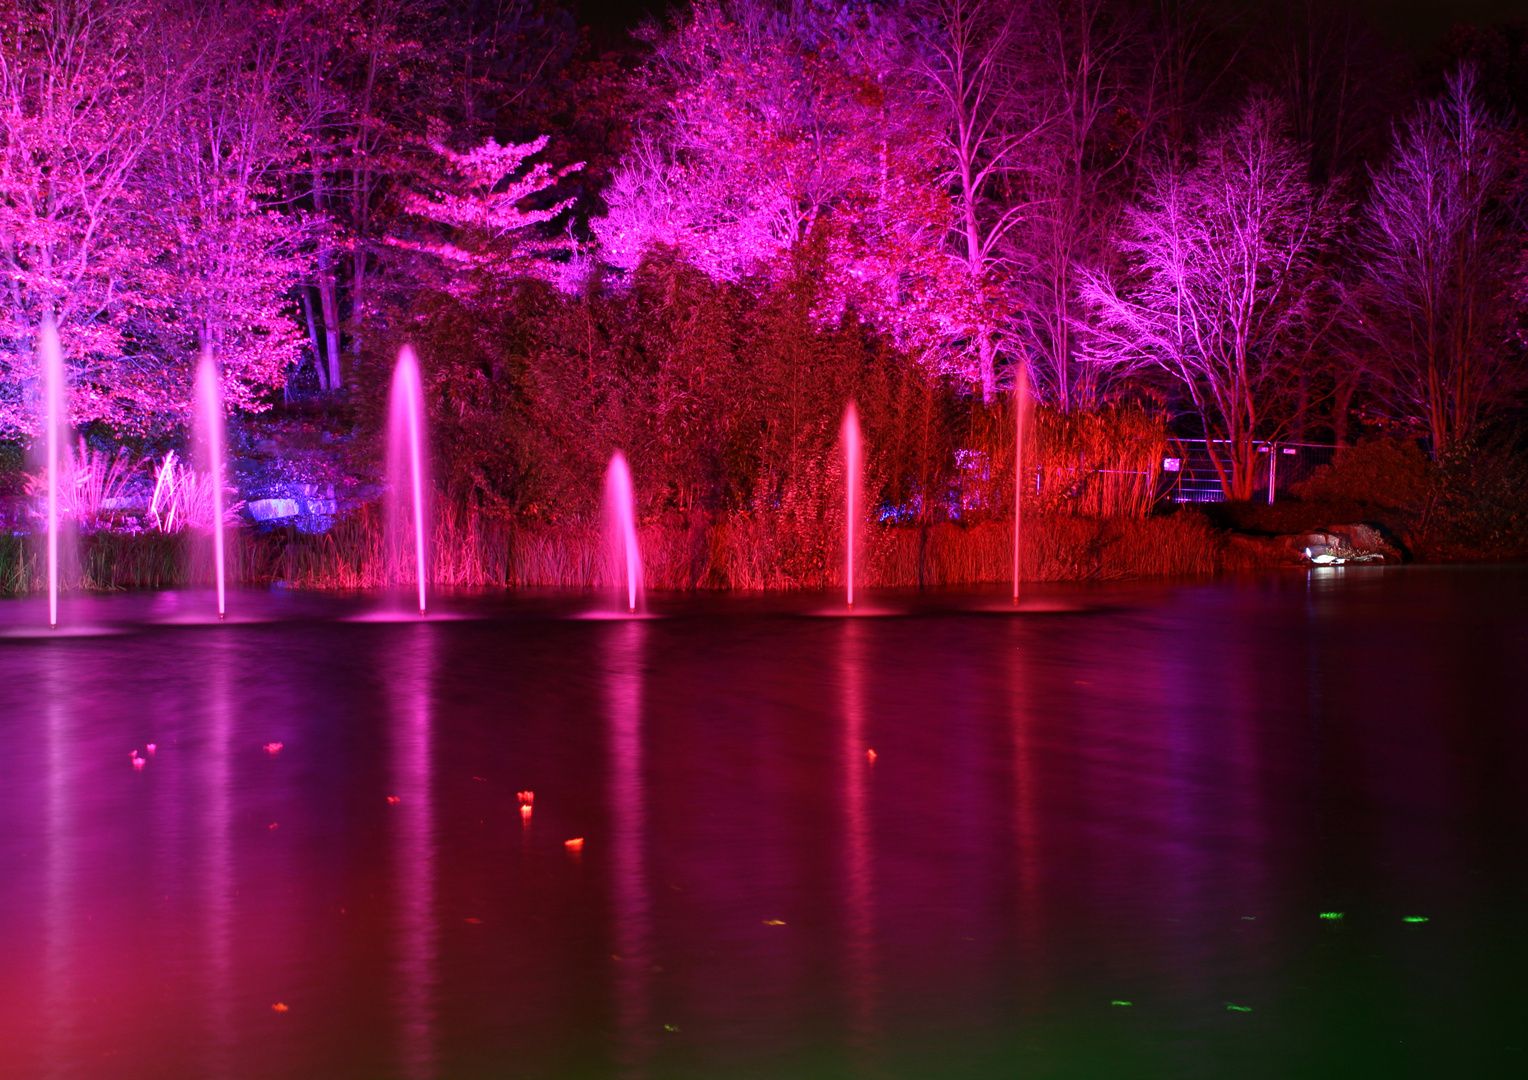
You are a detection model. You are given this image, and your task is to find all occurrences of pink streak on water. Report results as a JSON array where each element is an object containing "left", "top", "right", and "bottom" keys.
[
  {"left": 196, "top": 349, "right": 227, "bottom": 619},
  {"left": 40, "top": 317, "right": 64, "bottom": 630},
  {"left": 390, "top": 348, "right": 429, "bottom": 616},
  {"left": 605, "top": 453, "right": 643, "bottom": 613},
  {"left": 842, "top": 402, "right": 861, "bottom": 609}
]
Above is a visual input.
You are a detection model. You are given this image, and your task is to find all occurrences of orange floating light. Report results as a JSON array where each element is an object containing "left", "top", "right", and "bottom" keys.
[{"left": 565, "top": 837, "right": 584, "bottom": 851}]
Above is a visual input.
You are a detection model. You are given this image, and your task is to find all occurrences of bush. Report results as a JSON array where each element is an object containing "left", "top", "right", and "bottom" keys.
[
  {"left": 1290, "top": 437, "right": 1433, "bottom": 507},
  {"left": 1413, "top": 433, "right": 1528, "bottom": 558}
]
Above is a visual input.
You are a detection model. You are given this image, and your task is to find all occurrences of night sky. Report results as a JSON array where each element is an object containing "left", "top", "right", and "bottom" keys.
[
  {"left": 576, "top": 0, "right": 1528, "bottom": 50},
  {"left": 1364, "top": 0, "right": 1528, "bottom": 47}
]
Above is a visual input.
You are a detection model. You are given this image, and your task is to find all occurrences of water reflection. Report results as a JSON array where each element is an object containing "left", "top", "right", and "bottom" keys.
[
  {"left": 839, "top": 619, "right": 876, "bottom": 1062},
  {"left": 42, "top": 648, "right": 77, "bottom": 1080},
  {"left": 1, "top": 572, "right": 1526, "bottom": 1078},
  {"left": 390, "top": 623, "right": 438, "bottom": 1079},
  {"left": 606, "top": 620, "right": 652, "bottom": 1077},
  {"left": 202, "top": 636, "right": 234, "bottom": 1079}
]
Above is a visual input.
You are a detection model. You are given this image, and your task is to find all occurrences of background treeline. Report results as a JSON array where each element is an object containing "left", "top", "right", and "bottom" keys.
[{"left": 3, "top": 0, "right": 1528, "bottom": 582}]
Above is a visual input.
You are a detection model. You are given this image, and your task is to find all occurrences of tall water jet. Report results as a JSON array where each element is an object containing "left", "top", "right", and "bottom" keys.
[
  {"left": 1012, "top": 363, "right": 1030, "bottom": 605},
  {"left": 39, "top": 316, "right": 65, "bottom": 630},
  {"left": 842, "top": 402, "right": 861, "bottom": 609},
  {"left": 195, "top": 348, "right": 227, "bottom": 619},
  {"left": 603, "top": 453, "right": 643, "bottom": 614},
  {"left": 388, "top": 347, "right": 429, "bottom": 616}
]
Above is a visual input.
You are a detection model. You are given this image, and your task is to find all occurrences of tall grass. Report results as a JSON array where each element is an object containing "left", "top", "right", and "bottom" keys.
[
  {"left": 965, "top": 400, "right": 1168, "bottom": 519},
  {"left": 245, "top": 504, "right": 1226, "bottom": 591},
  {"left": 1, "top": 503, "right": 1232, "bottom": 597}
]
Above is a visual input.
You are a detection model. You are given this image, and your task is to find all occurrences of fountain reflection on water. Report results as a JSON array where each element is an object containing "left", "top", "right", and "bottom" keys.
[
  {"left": 604, "top": 452, "right": 643, "bottom": 615},
  {"left": 390, "top": 622, "right": 438, "bottom": 1079},
  {"left": 606, "top": 620, "right": 652, "bottom": 1076},
  {"left": 389, "top": 347, "right": 430, "bottom": 616},
  {"left": 195, "top": 348, "right": 228, "bottom": 620}
]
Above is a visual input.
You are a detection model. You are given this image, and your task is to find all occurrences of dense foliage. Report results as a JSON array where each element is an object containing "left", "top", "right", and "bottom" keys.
[{"left": 3, "top": 0, "right": 1527, "bottom": 521}]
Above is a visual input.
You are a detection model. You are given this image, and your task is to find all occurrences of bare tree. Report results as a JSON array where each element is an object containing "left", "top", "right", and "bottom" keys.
[
  {"left": 908, "top": 0, "right": 1044, "bottom": 402},
  {"left": 1011, "top": 0, "right": 1144, "bottom": 411},
  {"left": 1081, "top": 96, "right": 1340, "bottom": 499},
  {"left": 0, "top": 0, "right": 171, "bottom": 432},
  {"left": 143, "top": 0, "right": 310, "bottom": 413},
  {"left": 1347, "top": 69, "right": 1527, "bottom": 456}
]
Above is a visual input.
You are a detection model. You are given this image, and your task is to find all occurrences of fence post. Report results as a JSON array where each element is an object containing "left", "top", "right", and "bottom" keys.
[{"left": 1267, "top": 442, "right": 1277, "bottom": 505}]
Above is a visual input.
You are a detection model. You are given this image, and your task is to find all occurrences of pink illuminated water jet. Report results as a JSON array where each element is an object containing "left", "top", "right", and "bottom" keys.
[
  {"left": 842, "top": 402, "right": 861, "bottom": 609},
  {"left": 1012, "top": 363, "right": 1030, "bottom": 606},
  {"left": 39, "top": 316, "right": 65, "bottom": 630},
  {"left": 604, "top": 453, "right": 643, "bottom": 614},
  {"left": 195, "top": 348, "right": 227, "bottom": 619},
  {"left": 388, "top": 347, "right": 430, "bottom": 616}
]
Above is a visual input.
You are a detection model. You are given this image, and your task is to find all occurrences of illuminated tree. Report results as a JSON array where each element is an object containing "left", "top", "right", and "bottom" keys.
[
  {"left": 141, "top": 1, "right": 311, "bottom": 413},
  {"left": 1081, "top": 97, "right": 1340, "bottom": 500},
  {"left": 1347, "top": 69, "right": 1528, "bottom": 456},
  {"left": 385, "top": 127, "right": 583, "bottom": 298},
  {"left": 597, "top": 0, "right": 979, "bottom": 381},
  {"left": 0, "top": 0, "right": 168, "bottom": 433}
]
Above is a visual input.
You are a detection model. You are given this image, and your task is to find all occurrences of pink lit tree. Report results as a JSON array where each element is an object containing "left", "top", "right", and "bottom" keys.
[
  {"left": 0, "top": 0, "right": 167, "bottom": 433},
  {"left": 1080, "top": 97, "right": 1341, "bottom": 500},
  {"left": 907, "top": 0, "right": 1042, "bottom": 402},
  {"left": 386, "top": 127, "right": 584, "bottom": 299},
  {"left": 140, "top": 1, "right": 311, "bottom": 414},
  {"left": 596, "top": 0, "right": 980, "bottom": 383},
  {"left": 1346, "top": 70, "right": 1528, "bottom": 456}
]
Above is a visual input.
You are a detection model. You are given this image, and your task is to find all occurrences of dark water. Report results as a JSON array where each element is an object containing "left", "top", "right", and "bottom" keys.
[{"left": 2, "top": 568, "right": 1526, "bottom": 1079}]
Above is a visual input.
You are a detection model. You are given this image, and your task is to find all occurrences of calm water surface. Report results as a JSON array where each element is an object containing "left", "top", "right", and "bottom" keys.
[{"left": 1, "top": 568, "right": 1526, "bottom": 1079}]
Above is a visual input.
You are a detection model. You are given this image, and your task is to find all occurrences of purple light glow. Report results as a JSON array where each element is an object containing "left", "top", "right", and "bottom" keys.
[
  {"left": 1013, "top": 364, "right": 1029, "bottom": 605},
  {"left": 843, "top": 402, "right": 861, "bottom": 609},
  {"left": 389, "top": 347, "right": 429, "bottom": 616},
  {"left": 195, "top": 348, "right": 227, "bottom": 620},
  {"left": 604, "top": 452, "right": 643, "bottom": 614},
  {"left": 40, "top": 316, "right": 64, "bottom": 630}
]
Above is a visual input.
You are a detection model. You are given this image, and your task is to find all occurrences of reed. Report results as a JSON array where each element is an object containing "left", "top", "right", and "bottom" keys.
[
  {"left": 246, "top": 504, "right": 1226, "bottom": 590},
  {"left": 965, "top": 400, "right": 1169, "bottom": 519},
  {"left": 1, "top": 501, "right": 1237, "bottom": 597}
]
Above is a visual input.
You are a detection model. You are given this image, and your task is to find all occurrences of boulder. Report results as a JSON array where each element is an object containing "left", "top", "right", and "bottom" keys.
[{"left": 1282, "top": 522, "right": 1404, "bottom": 565}]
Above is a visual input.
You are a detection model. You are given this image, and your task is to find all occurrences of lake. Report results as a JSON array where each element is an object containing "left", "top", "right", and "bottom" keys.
[{"left": 2, "top": 567, "right": 1525, "bottom": 1078}]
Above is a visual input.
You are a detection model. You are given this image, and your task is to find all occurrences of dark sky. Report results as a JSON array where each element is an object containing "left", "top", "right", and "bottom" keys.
[
  {"left": 574, "top": 0, "right": 1528, "bottom": 50},
  {"left": 1362, "top": 0, "right": 1528, "bottom": 47}
]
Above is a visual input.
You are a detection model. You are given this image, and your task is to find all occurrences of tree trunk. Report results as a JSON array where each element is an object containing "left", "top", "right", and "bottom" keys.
[
  {"left": 299, "top": 285, "right": 328, "bottom": 390},
  {"left": 317, "top": 256, "right": 341, "bottom": 391}
]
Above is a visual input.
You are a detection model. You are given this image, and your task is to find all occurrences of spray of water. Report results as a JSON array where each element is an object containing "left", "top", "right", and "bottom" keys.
[
  {"left": 40, "top": 316, "right": 65, "bottom": 630},
  {"left": 842, "top": 402, "right": 861, "bottom": 609},
  {"left": 604, "top": 453, "right": 643, "bottom": 613},
  {"left": 195, "top": 348, "right": 227, "bottom": 619},
  {"left": 389, "top": 347, "right": 429, "bottom": 616},
  {"left": 1012, "top": 364, "right": 1029, "bottom": 605}
]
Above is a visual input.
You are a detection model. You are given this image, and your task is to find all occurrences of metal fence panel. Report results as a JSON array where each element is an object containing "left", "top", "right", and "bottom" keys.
[{"left": 1159, "top": 440, "right": 1339, "bottom": 504}]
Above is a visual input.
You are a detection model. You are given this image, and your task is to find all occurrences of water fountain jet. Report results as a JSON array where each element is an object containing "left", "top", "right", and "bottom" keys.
[
  {"left": 388, "top": 347, "right": 429, "bottom": 616},
  {"left": 195, "top": 348, "right": 227, "bottom": 619},
  {"left": 39, "top": 316, "right": 65, "bottom": 631},
  {"left": 1012, "top": 364, "right": 1029, "bottom": 606},
  {"left": 604, "top": 453, "right": 643, "bottom": 614},
  {"left": 842, "top": 402, "right": 861, "bottom": 610}
]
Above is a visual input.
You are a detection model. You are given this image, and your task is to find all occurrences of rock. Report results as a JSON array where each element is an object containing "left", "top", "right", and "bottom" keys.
[
  {"left": 1282, "top": 522, "right": 1404, "bottom": 565},
  {"left": 247, "top": 498, "right": 300, "bottom": 521}
]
